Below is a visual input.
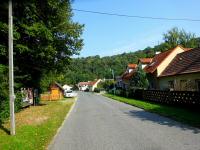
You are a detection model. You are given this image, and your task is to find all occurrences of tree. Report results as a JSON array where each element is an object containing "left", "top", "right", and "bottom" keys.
[
  {"left": 130, "top": 64, "right": 149, "bottom": 89},
  {"left": 163, "top": 27, "right": 197, "bottom": 49},
  {"left": 0, "top": 0, "right": 84, "bottom": 88}
]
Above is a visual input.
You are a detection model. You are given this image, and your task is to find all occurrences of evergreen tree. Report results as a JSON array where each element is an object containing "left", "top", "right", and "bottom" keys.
[{"left": 130, "top": 64, "right": 149, "bottom": 89}]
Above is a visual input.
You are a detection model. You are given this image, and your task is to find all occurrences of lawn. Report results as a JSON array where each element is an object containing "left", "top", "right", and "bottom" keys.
[
  {"left": 0, "top": 98, "right": 74, "bottom": 150},
  {"left": 104, "top": 93, "right": 200, "bottom": 127}
]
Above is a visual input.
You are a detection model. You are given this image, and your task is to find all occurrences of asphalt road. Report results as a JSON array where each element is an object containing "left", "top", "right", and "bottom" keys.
[{"left": 49, "top": 92, "right": 200, "bottom": 150}]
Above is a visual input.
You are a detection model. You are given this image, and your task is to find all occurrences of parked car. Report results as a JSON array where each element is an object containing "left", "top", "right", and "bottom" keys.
[{"left": 64, "top": 90, "right": 77, "bottom": 97}]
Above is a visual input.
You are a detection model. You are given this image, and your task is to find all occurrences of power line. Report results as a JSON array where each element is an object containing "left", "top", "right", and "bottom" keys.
[{"left": 72, "top": 8, "right": 200, "bottom": 22}]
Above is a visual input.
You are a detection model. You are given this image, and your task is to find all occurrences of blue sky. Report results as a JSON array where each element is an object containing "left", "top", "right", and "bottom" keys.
[{"left": 72, "top": 0, "right": 200, "bottom": 57}]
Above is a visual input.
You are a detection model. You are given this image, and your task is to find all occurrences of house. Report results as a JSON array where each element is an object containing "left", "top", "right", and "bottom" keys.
[
  {"left": 116, "top": 64, "right": 137, "bottom": 89},
  {"left": 78, "top": 82, "right": 89, "bottom": 91},
  {"left": 88, "top": 79, "right": 101, "bottom": 91},
  {"left": 116, "top": 45, "right": 198, "bottom": 91},
  {"left": 78, "top": 79, "right": 101, "bottom": 91},
  {"left": 138, "top": 58, "right": 152, "bottom": 69},
  {"left": 144, "top": 45, "right": 190, "bottom": 89},
  {"left": 40, "top": 82, "right": 64, "bottom": 101},
  {"left": 158, "top": 48, "right": 200, "bottom": 91}
]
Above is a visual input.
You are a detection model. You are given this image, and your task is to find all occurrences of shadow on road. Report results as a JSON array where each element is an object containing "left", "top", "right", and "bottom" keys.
[{"left": 125, "top": 109, "right": 200, "bottom": 134}]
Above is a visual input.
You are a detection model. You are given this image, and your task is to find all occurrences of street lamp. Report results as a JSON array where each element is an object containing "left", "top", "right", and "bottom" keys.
[{"left": 8, "top": 0, "right": 15, "bottom": 135}]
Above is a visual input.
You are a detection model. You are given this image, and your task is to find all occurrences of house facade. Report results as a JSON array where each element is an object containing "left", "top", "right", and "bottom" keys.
[
  {"left": 158, "top": 48, "right": 200, "bottom": 91},
  {"left": 78, "top": 79, "right": 101, "bottom": 91},
  {"left": 88, "top": 79, "right": 101, "bottom": 91},
  {"left": 144, "top": 45, "right": 189, "bottom": 89},
  {"left": 78, "top": 82, "right": 89, "bottom": 91}
]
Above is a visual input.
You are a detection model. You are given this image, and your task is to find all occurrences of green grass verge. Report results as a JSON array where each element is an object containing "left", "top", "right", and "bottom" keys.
[
  {"left": 0, "top": 99, "right": 74, "bottom": 150},
  {"left": 104, "top": 93, "right": 200, "bottom": 127}
]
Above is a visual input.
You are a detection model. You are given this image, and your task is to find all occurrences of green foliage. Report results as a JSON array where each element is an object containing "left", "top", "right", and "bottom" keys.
[
  {"left": 130, "top": 64, "right": 149, "bottom": 89},
  {"left": 39, "top": 71, "right": 63, "bottom": 92},
  {"left": 0, "top": 64, "right": 22, "bottom": 123},
  {"left": 0, "top": 0, "right": 83, "bottom": 89},
  {"left": 15, "top": 92, "right": 23, "bottom": 113},
  {"left": 94, "top": 88, "right": 101, "bottom": 93},
  {"left": 97, "top": 80, "right": 115, "bottom": 91},
  {"left": 0, "top": 64, "right": 9, "bottom": 123},
  {"left": 163, "top": 27, "right": 198, "bottom": 49}
]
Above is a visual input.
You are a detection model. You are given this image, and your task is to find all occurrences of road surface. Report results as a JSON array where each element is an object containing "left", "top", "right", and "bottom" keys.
[{"left": 49, "top": 92, "right": 200, "bottom": 150}]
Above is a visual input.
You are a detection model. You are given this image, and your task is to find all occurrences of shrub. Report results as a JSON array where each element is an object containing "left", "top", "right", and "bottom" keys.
[
  {"left": 15, "top": 92, "right": 23, "bottom": 112},
  {"left": 94, "top": 88, "right": 100, "bottom": 93},
  {"left": 0, "top": 65, "right": 9, "bottom": 123},
  {"left": 0, "top": 91, "right": 23, "bottom": 123}
]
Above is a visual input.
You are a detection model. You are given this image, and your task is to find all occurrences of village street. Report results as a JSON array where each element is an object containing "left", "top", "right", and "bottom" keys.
[{"left": 49, "top": 92, "right": 200, "bottom": 150}]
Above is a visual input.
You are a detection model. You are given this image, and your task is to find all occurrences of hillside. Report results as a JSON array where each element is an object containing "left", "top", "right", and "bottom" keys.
[
  {"left": 60, "top": 28, "right": 200, "bottom": 85},
  {"left": 64, "top": 49, "right": 153, "bottom": 84}
]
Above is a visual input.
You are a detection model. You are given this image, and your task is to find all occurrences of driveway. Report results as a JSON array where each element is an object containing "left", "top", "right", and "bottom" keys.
[{"left": 49, "top": 92, "right": 200, "bottom": 150}]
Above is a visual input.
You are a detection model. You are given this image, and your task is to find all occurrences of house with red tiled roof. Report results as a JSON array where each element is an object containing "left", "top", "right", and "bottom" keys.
[
  {"left": 78, "top": 82, "right": 89, "bottom": 91},
  {"left": 88, "top": 79, "right": 101, "bottom": 91},
  {"left": 138, "top": 58, "right": 152, "bottom": 69},
  {"left": 78, "top": 79, "right": 101, "bottom": 91},
  {"left": 158, "top": 48, "right": 200, "bottom": 91},
  {"left": 116, "top": 45, "right": 197, "bottom": 91},
  {"left": 143, "top": 45, "right": 188, "bottom": 89},
  {"left": 116, "top": 64, "right": 137, "bottom": 89}
]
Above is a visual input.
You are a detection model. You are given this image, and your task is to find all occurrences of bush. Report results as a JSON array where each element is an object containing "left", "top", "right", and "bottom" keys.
[
  {"left": 94, "top": 88, "right": 100, "bottom": 93},
  {"left": 0, "top": 91, "right": 23, "bottom": 123},
  {"left": 15, "top": 92, "right": 23, "bottom": 112},
  {"left": 0, "top": 65, "right": 9, "bottom": 123},
  {"left": 0, "top": 98, "right": 9, "bottom": 124}
]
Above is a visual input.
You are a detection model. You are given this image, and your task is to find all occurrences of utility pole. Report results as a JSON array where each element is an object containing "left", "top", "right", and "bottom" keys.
[
  {"left": 111, "top": 69, "right": 116, "bottom": 95},
  {"left": 8, "top": 0, "right": 15, "bottom": 135}
]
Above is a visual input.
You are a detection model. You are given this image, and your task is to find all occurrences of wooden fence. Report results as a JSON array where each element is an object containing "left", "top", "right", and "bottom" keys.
[{"left": 142, "top": 90, "right": 200, "bottom": 106}]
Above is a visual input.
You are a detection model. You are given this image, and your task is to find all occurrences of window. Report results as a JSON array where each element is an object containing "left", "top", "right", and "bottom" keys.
[
  {"left": 168, "top": 80, "right": 174, "bottom": 90},
  {"left": 180, "top": 80, "right": 187, "bottom": 91}
]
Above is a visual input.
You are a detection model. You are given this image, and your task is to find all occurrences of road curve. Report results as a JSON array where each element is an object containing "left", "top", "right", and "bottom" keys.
[{"left": 49, "top": 92, "right": 200, "bottom": 150}]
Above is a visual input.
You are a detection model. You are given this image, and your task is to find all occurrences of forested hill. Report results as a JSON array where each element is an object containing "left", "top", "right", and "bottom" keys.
[{"left": 65, "top": 49, "right": 153, "bottom": 84}]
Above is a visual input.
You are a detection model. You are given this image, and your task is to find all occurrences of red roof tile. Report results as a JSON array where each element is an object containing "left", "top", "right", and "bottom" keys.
[
  {"left": 139, "top": 58, "right": 152, "bottom": 64},
  {"left": 122, "top": 70, "right": 136, "bottom": 80},
  {"left": 128, "top": 64, "right": 137, "bottom": 69},
  {"left": 88, "top": 81, "right": 97, "bottom": 86},
  {"left": 160, "top": 48, "right": 200, "bottom": 77},
  {"left": 78, "top": 82, "right": 89, "bottom": 86},
  {"left": 144, "top": 45, "right": 191, "bottom": 74},
  {"left": 144, "top": 49, "right": 174, "bottom": 73}
]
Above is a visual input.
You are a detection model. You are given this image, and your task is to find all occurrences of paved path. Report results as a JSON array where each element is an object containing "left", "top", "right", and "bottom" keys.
[{"left": 49, "top": 92, "right": 200, "bottom": 150}]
